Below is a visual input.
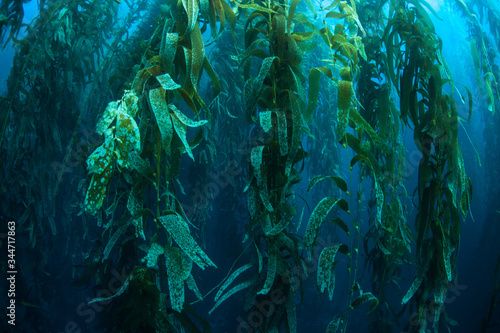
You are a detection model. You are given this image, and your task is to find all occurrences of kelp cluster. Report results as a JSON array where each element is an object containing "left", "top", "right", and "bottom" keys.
[{"left": 1, "top": 0, "right": 496, "bottom": 332}]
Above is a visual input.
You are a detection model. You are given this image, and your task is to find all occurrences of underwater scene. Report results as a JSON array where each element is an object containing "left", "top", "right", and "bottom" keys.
[{"left": 1, "top": 0, "right": 500, "bottom": 332}]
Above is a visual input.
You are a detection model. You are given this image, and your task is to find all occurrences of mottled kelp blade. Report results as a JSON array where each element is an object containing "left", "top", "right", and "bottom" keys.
[
  {"left": 168, "top": 104, "right": 208, "bottom": 128},
  {"left": 350, "top": 292, "right": 379, "bottom": 314},
  {"left": 87, "top": 129, "right": 115, "bottom": 175},
  {"left": 306, "top": 67, "right": 333, "bottom": 123},
  {"left": 233, "top": 0, "right": 277, "bottom": 14},
  {"left": 158, "top": 212, "right": 216, "bottom": 270},
  {"left": 85, "top": 129, "right": 115, "bottom": 214},
  {"left": 190, "top": 22, "right": 205, "bottom": 87},
  {"left": 287, "top": 0, "right": 302, "bottom": 33},
  {"left": 141, "top": 242, "right": 165, "bottom": 268},
  {"left": 276, "top": 110, "right": 288, "bottom": 155},
  {"left": 97, "top": 101, "right": 118, "bottom": 135},
  {"left": 89, "top": 274, "right": 133, "bottom": 304},
  {"left": 349, "top": 108, "right": 391, "bottom": 154},
  {"left": 160, "top": 32, "right": 178, "bottom": 72},
  {"left": 402, "top": 246, "right": 435, "bottom": 304},
  {"left": 215, "top": 263, "right": 254, "bottom": 302},
  {"left": 209, "top": 275, "right": 258, "bottom": 314},
  {"left": 182, "top": 0, "right": 199, "bottom": 35},
  {"left": 258, "top": 244, "right": 278, "bottom": 295},
  {"left": 350, "top": 154, "right": 384, "bottom": 226},
  {"left": 115, "top": 112, "right": 141, "bottom": 168},
  {"left": 259, "top": 111, "right": 273, "bottom": 132},
  {"left": 164, "top": 246, "right": 193, "bottom": 312},
  {"left": 336, "top": 82, "right": 352, "bottom": 139},
  {"left": 484, "top": 72, "right": 496, "bottom": 114},
  {"left": 318, "top": 244, "right": 348, "bottom": 299},
  {"left": 103, "top": 221, "right": 130, "bottom": 261},
  {"left": 127, "top": 182, "right": 145, "bottom": 239},
  {"left": 307, "top": 175, "right": 348, "bottom": 194},
  {"left": 221, "top": 0, "right": 236, "bottom": 40},
  {"left": 339, "top": 2, "right": 366, "bottom": 35},
  {"left": 304, "top": 198, "right": 348, "bottom": 249},
  {"left": 156, "top": 73, "right": 181, "bottom": 90},
  {"left": 202, "top": 57, "right": 222, "bottom": 99},
  {"left": 149, "top": 87, "right": 173, "bottom": 150},
  {"left": 326, "top": 315, "right": 344, "bottom": 333},
  {"left": 326, "top": 11, "right": 348, "bottom": 19},
  {"left": 329, "top": 218, "right": 349, "bottom": 234},
  {"left": 244, "top": 56, "right": 279, "bottom": 122},
  {"left": 171, "top": 113, "right": 195, "bottom": 160},
  {"left": 251, "top": 145, "right": 274, "bottom": 212}
]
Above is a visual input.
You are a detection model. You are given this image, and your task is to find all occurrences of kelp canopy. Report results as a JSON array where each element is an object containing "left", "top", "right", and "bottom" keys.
[{"left": 0, "top": 0, "right": 499, "bottom": 332}]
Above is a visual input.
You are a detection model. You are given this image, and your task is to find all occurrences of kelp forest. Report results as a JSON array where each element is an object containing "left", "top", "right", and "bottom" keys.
[{"left": 1, "top": 0, "right": 500, "bottom": 332}]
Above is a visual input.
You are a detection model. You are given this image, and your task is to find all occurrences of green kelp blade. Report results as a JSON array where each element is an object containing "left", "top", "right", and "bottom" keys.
[
  {"left": 158, "top": 212, "right": 216, "bottom": 270},
  {"left": 304, "top": 198, "right": 348, "bottom": 250},
  {"left": 96, "top": 101, "right": 119, "bottom": 135},
  {"left": 258, "top": 244, "right": 278, "bottom": 295},
  {"left": 212, "top": 0, "right": 225, "bottom": 37},
  {"left": 164, "top": 246, "right": 193, "bottom": 312},
  {"left": 115, "top": 112, "right": 141, "bottom": 168},
  {"left": 326, "top": 315, "right": 344, "bottom": 333},
  {"left": 287, "top": 0, "right": 302, "bottom": 33},
  {"left": 275, "top": 110, "right": 288, "bottom": 156},
  {"left": 338, "top": 2, "right": 366, "bottom": 35},
  {"left": 127, "top": 182, "right": 145, "bottom": 239},
  {"left": 250, "top": 145, "right": 274, "bottom": 212},
  {"left": 259, "top": 111, "right": 273, "bottom": 132},
  {"left": 221, "top": 0, "right": 236, "bottom": 41},
  {"left": 87, "top": 128, "right": 115, "bottom": 175},
  {"left": 84, "top": 129, "right": 115, "bottom": 214},
  {"left": 233, "top": 0, "right": 277, "bottom": 14},
  {"left": 463, "top": 84, "right": 473, "bottom": 123},
  {"left": 160, "top": 32, "right": 178, "bottom": 73},
  {"left": 128, "top": 151, "right": 155, "bottom": 183},
  {"left": 171, "top": 114, "right": 195, "bottom": 160},
  {"left": 402, "top": 246, "right": 435, "bottom": 304},
  {"left": 215, "top": 263, "right": 254, "bottom": 302},
  {"left": 350, "top": 292, "right": 379, "bottom": 314},
  {"left": 186, "top": 274, "right": 203, "bottom": 300},
  {"left": 307, "top": 175, "right": 348, "bottom": 194},
  {"left": 318, "top": 244, "right": 348, "bottom": 299},
  {"left": 149, "top": 87, "right": 173, "bottom": 150},
  {"left": 484, "top": 72, "right": 496, "bottom": 115},
  {"left": 202, "top": 57, "right": 221, "bottom": 100},
  {"left": 350, "top": 154, "right": 384, "bottom": 226},
  {"left": 103, "top": 221, "right": 130, "bottom": 261},
  {"left": 168, "top": 104, "right": 208, "bottom": 127},
  {"left": 209, "top": 274, "right": 258, "bottom": 314},
  {"left": 141, "top": 242, "right": 165, "bottom": 269},
  {"left": 326, "top": 11, "right": 348, "bottom": 19},
  {"left": 329, "top": 218, "right": 349, "bottom": 235},
  {"left": 182, "top": 0, "right": 199, "bottom": 35},
  {"left": 156, "top": 73, "right": 181, "bottom": 90},
  {"left": 349, "top": 108, "right": 391, "bottom": 154},
  {"left": 306, "top": 67, "right": 334, "bottom": 123},
  {"left": 190, "top": 22, "right": 205, "bottom": 87},
  {"left": 244, "top": 57, "right": 279, "bottom": 123},
  {"left": 88, "top": 273, "right": 133, "bottom": 304}
]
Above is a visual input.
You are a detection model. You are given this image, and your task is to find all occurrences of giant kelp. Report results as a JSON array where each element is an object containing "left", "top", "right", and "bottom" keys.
[{"left": 0, "top": 0, "right": 494, "bottom": 332}]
